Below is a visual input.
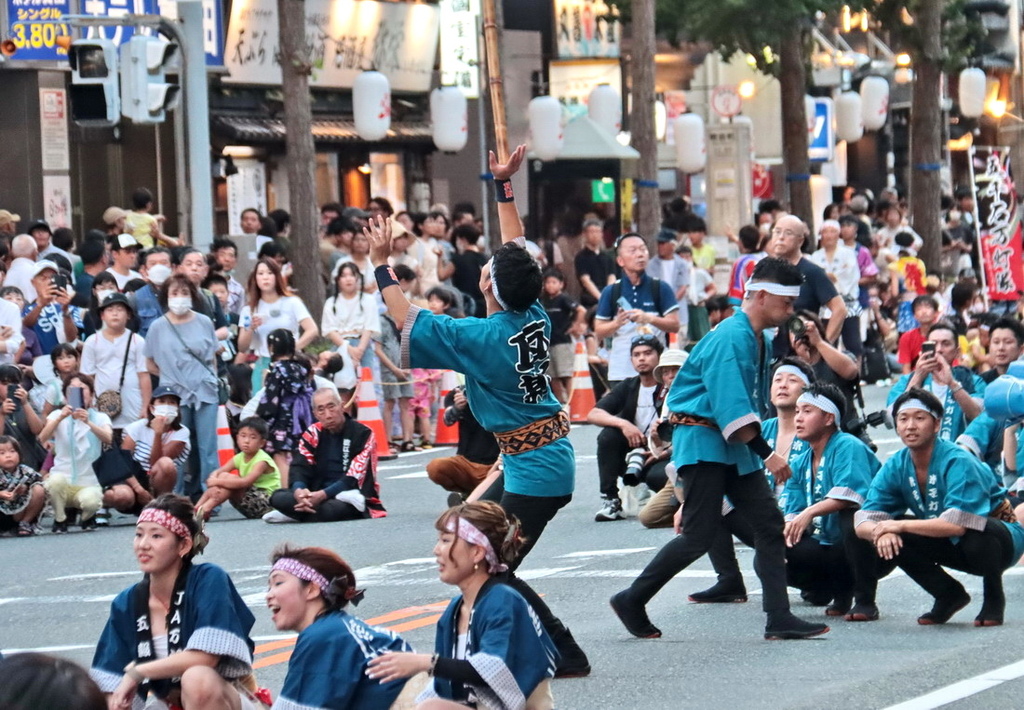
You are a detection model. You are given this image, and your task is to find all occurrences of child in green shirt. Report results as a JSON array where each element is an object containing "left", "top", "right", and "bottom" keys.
[{"left": 196, "top": 417, "right": 281, "bottom": 520}]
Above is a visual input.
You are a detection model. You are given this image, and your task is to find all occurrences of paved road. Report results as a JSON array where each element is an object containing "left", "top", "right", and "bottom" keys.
[{"left": 3, "top": 383, "right": 1023, "bottom": 709}]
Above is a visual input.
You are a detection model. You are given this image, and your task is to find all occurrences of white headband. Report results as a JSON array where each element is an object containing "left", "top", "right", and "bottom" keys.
[
  {"left": 896, "top": 397, "right": 939, "bottom": 419},
  {"left": 774, "top": 364, "right": 811, "bottom": 386},
  {"left": 820, "top": 219, "right": 840, "bottom": 233},
  {"left": 745, "top": 280, "right": 802, "bottom": 298},
  {"left": 797, "top": 391, "right": 841, "bottom": 422}
]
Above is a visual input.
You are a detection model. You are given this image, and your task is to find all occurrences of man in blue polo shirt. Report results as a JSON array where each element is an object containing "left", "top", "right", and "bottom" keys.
[{"left": 594, "top": 233, "right": 680, "bottom": 384}]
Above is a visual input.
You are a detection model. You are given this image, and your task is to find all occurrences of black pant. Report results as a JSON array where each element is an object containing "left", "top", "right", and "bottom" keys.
[
  {"left": 596, "top": 427, "right": 663, "bottom": 499},
  {"left": 627, "top": 462, "right": 790, "bottom": 613},
  {"left": 480, "top": 475, "right": 573, "bottom": 640},
  {"left": 850, "top": 518, "right": 1015, "bottom": 605},
  {"left": 786, "top": 510, "right": 856, "bottom": 600},
  {"left": 270, "top": 489, "right": 364, "bottom": 522},
  {"left": 705, "top": 510, "right": 757, "bottom": 587}
]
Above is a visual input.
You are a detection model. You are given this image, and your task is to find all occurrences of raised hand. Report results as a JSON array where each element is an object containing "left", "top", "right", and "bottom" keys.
[
  {"left": 489, "top": 143, "right": 527, "bottom": 180},
  {"left": 364, "top": 215, "right": 394, "bottom": 268}
]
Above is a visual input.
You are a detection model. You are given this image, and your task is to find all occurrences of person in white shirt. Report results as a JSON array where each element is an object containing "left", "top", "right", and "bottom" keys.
[
  {"left": 105, "top": 233, "right": 143, "bottom": 289},
  {"left": 646, "top": 229, "right": 690, "bottom": 337},
  {"left": 237, "top": 258, "right": 318, "bottom": 390},
  {"left": 80, "top": 293, "right": 152, "bottom": 431},
  {"left": 410, "top": 211, "right": 455, "bottom": 296},
  {"left": 811, "top": 219, "right": 864, "bottom": 358},
  {"left": 6, "top": 234, "right": 38, "bottom": 303},
  {"left": 322, "top": 262, "right": 382, "bottom": 375},
  {"left": 0, "top": 294, "right": 24, "bottom": 366}
]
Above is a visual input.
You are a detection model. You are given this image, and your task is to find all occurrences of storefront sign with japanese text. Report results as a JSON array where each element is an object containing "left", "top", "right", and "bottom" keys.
[
  {"left": 439, "top": 0, "right": 480, "bottom": 98},
  {"left": 553, "top": 0, "right": 620, "bottom": 59},
  {"left": 6, "top": 0, "right": 71, "bottom": 61}
]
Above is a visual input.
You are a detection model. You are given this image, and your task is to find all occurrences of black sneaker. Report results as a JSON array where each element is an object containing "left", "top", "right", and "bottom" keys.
[
  {"left": 446, "top": 492, "right": 463, "bottom": 508},
  {"left": 688, "top": 581, "right": 748, "bottom": 604},
  {"left": 51, "top": 520, "right": 69, "bottom": 535},
  {"left": 845, "top": 603, "right": 880, "bottom": 622},
  {"left": 80, "top": 516, "right": 98, "bottom": 532},
  {"left": 610, "top": 590, "right": 662, "bottom": 639},
  {"left": 764, "top": 612, "right": 830, "bottom": 640},
  {"left": 552, "top": 627, "right": 591, "bottom": 678},
  {"left": 825, "top": 596, "right": 853, "bottom": 617},
  {"left": 594, "top": 496, "right": 625, "bottom": 522}
]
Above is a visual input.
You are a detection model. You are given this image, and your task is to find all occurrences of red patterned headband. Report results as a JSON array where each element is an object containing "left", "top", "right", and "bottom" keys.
[
  {"left": 272, "top": 558, "right": 330, "bottom": 592},
  {"left": 445, "top": 517, "right": 508, "bottom": 574},
  {"left": 137, "top": 508, "right": 191, "bottom": 539}
]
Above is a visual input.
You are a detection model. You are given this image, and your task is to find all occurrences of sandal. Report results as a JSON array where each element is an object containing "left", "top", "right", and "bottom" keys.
[
  {"left": 17, "top": 521, "right": 34, "bottom": 537},
  {"left": 399, "top": 440, "right": 422, "bottom": 452}
]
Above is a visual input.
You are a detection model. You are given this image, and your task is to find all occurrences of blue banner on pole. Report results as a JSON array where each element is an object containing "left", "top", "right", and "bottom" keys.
[{"left": 808, "top": 98, "right": 834, "bottom": 163}]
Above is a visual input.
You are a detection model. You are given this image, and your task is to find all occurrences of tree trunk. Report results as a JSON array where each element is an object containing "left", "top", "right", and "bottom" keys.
[
  {"left": 278, "top": 0, "right": 324, "bottom": 325},
  {"left": 909, "top": 0, "right": 943, "bottom": 272},
  {"left": 779, "top": 27, "right": 812, "bottom": 231},
  {"left": 630, "top": 0, "right": 659, "bottom": 242}
]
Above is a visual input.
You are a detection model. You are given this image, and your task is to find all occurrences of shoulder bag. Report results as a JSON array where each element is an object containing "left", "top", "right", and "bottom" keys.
[
  {"left": 95, "top": 334, "right": 134, "bottom": 419},
  {"left": 166, "top": 318, "right": 229, "bottom": 404}
]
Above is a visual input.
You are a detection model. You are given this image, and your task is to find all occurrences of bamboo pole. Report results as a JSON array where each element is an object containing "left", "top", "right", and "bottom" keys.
[{"left": 481, "top": 0, "right": 509, "bottom": 162}]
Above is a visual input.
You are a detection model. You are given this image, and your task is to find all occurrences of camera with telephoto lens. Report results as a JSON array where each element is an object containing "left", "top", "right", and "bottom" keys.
[
  {"left": 845, "top": 409, "right": 893, "bottom": 452},
  {"left": 624, "top": 447, "right": 647, "bottom": 485}
]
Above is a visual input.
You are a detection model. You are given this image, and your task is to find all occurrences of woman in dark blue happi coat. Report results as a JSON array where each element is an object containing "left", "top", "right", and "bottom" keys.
[
  {"left": 90, "top": 494, "right": 260, "bottom": 710},
  {"left": 265, "top": 544, "right": 411, "bottom": 710},
  {"left": 367, "top": 501, "right": 557, "bottom": 710}
]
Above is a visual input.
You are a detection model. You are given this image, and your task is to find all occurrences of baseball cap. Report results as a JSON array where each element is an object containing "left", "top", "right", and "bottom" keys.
[
  {"left": 114, "top": 233, "right": 141, "bottom": 250},
  {"left": 31, "top": 260, "right": 59, "bottom": 278},
  {"left": 103, "top": 206, "right": 128, "bottom": 226},
  {"left": 656, "top": 229, "right": 678, "bottom": 243},
  {"left": 0, "top": 210, "right": 20, "bottom": 227},
  {"left": 151, "top": 385, "right": 182, "bottom": 401}
]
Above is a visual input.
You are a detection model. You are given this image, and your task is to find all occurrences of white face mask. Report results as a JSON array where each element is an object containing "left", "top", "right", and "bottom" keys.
[
  {"left": 153, "top": 404, "right": 178, "bottom": 419},
  {"left": 96, "top": 289, "right": 116, "bottom": 305},
  {"left": 167, "top": 296, "right": 192, "bottom": 316},
  {"left": 148, "top": 264, "right": 172, "bottom": 286}
]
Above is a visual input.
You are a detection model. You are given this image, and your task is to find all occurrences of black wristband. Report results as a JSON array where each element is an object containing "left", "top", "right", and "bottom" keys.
[
  {"left": 494, "top": 179, "right": 514, "bottom": 203},
  {"left": 374, "top": 264, "right": 400, "bottom": 292},
  {"left": 746, "top": 434, "right": 774, "bottom": 460}
]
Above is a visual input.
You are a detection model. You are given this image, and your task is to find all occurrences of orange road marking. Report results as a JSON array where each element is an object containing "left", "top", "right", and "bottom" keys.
[{"left": 387, "top": 613, "right": 443, "bottom": 634}]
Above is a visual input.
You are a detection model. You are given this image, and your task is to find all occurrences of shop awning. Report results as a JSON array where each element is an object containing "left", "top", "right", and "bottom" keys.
[
  {"left": 527, "top": 116, "right": 641, "bottom": 162},
  {"left": 212, "top": 115, "right": 434, "bottom": 144}
]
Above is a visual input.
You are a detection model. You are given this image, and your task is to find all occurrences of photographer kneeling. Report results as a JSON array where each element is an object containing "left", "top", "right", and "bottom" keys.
[{"left": 589, "top": 334, "right": 666, "bottom": 522}]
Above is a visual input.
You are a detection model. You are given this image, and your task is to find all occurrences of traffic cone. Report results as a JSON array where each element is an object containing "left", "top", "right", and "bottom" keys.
[
  {"left": 357, "top": 366, "right": 397, "bottom": 460},
  {"left": 216, "top": 405, "right": 236, "bottom": 468},
  {"left": 568, "top": 340, "right": 596, "bottom": 423},
  {"left": 434, "top": 370, "right": 460, "bottom": 446},
  {"left": 668, "top": 331, "right": 680, "bottom": 350}
]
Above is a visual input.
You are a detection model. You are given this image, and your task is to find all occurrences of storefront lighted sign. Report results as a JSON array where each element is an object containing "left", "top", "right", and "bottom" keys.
[
  {"left": 553, "top": 0, "right": 620, "bottom": 59},
  {"left": 439, "top": 0, "right": 480, "bottom": 98},
  {"left": 224, "top": 0, "right": 440, "bottom": 93}
]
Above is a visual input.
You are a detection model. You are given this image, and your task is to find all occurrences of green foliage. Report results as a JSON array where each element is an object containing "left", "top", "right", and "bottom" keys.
[{"left": 873, "top": 0, "right": 984, "bottom": 71}]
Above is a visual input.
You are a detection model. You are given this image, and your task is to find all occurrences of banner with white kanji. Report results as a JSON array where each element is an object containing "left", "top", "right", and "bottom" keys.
[{"left": 972, "top": 146, "right": 1024, "bottom": 302}]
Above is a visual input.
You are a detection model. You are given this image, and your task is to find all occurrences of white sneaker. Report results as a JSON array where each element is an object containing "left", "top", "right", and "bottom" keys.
[
  {"left": 594, "top": 496, "right": 625, "bottom": 522},
  {"left": 262, "top": 510, "right": 299, "bottom": 524}
]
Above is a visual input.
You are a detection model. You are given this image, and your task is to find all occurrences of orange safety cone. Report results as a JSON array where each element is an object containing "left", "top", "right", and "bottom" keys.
[
  {"left": 667, "top": 331, "right": 680, "bottom": 350},
  {"left": 434, "top": 370, "right": 460, "bottom": 446},
  {"left": 216, "top": 405, "right": 236, "bottom": 468},
  {"left": 568, "top": 340, "right": 596, "bottom": 423},
  {"left": 357, "top": 366, "right": 397, "bottom": 460}
]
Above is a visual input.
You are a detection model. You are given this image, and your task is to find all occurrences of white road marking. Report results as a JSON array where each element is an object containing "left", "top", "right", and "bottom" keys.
[
  {"left": 387, "top": 471, "right": 429, "bottom": 480},
  {"left": 882, "top": 659, "right": 1024, "bottom": 710},
  {"left": 556, "top": 547, "right": 655, "bottom": 559},
  {"left": 378, "top": 463, "right": 431, "bottom": 471}
]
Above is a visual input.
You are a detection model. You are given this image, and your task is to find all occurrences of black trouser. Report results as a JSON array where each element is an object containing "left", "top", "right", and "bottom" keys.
[
  {"left": 786, "top": 510, "right": 856, "bottom": 600},
  {"left": 596, "top": 427, "right": 663, "bottom": 499},
  {"left": 270, "top": 489, "right": 364, "bottom": 522},
  {"left": 626, "top": 462, "right": 791, "bottom": 613},
  {"left": 480, "top": 474, "right": 573, "bottom": 641},
  {"left": 705, "top": 509, "right": 757, "bottom": 588},
  {"left": 849, "top": 518, "right": 1015, "bottom": 605}
]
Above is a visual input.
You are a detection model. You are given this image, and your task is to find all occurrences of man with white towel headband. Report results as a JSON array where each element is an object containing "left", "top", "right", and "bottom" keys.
[{"left": 610, "top": 256, "right": 831, "bottom": 642}]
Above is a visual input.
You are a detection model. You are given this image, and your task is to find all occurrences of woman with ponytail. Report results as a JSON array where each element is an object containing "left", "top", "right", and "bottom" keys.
[
  {"left": 265, "top": 544, "right": 411, "bottom": 709},
  {"left": 90, "top": 494, "right": 261, "bottom": 710},
  {"left": 367, "top": 501, "right": 557, "bottom": 710}
]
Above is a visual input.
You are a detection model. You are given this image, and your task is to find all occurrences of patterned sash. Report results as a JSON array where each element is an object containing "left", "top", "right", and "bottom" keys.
[
  {"left": 494, "top": 411, "right": 570, "bottom": 455},
  {"left": 991, "top": 498, "right": 1018, "bottom": 524}
]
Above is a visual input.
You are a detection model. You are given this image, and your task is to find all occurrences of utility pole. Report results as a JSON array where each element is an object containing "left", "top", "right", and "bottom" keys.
[
  {"left": 909, "top": 0, "right": 943, "bottom": 271},
  {"left": 277, "top": 0, "right": 323, "bottom": 324},
  {"left": 177, "top": 0, "right": 213, "bottom": 247},
  {"left": 631, "top": 0, "right": 659, "bottom": 242}
]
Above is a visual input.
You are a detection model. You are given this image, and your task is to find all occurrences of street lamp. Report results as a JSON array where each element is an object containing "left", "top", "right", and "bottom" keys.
[{"left": 738, "top": 80, "right": 756, "bottom": 99}]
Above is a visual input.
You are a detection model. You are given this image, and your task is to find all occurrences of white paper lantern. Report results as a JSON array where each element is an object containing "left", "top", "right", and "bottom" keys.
[
  {"left": 353, "top": 71, "right": 391, "bottom": 141},
  {"left": 959, "top": 67, "right": 987, "bottom": 118},
  {"left": 672, "top": 113, "right": 706, "bottom": 173},
  {"left": 805, "top": 95, "right": 817, "bottom": 134},
  {"left": 860, "top": 76, "right": 889, "bottom": 131},
  {"left": 528, "top": 95, "right": 564, "bottom": 161},
  {"left": 835, "top": 91, "right": 864, "bottom": 143},
  {"left": 810, "top": 174, "right": 833, "bottom": 238},
  {"left": 430, "top": 86, "right": 468, "bottom": 152},
  {"left": 588, "top": 83, "right": 622, "bottom": 137}
]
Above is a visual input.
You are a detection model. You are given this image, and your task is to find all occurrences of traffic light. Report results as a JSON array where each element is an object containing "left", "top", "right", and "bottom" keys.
[
  {"left": 120, "top": 35, "right": 179, "bottom": 124},
  {"left": 67, "top": 39, "right": 120, "bottom": 127},
  {"left": 965, "top": 0, "right": 1019, "bottom": 71}
]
